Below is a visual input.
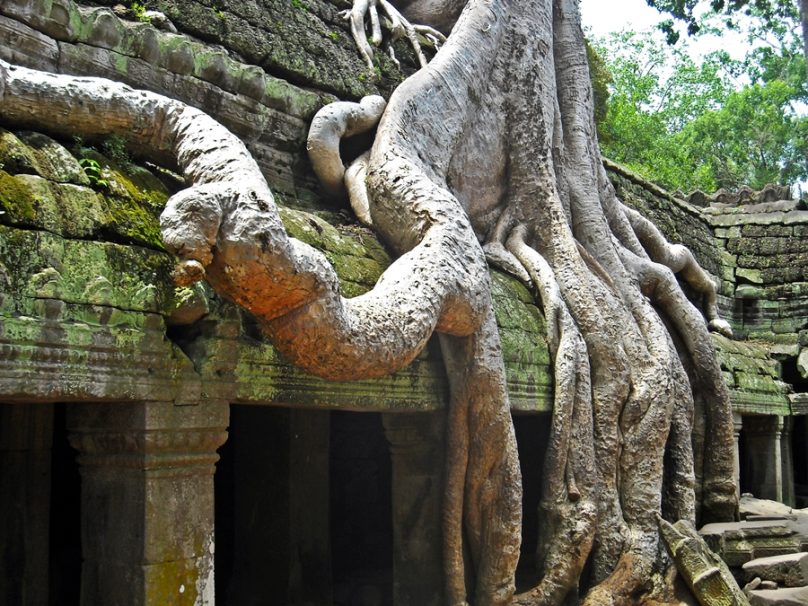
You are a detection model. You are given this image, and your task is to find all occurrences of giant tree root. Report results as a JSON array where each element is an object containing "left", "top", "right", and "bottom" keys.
[
  {"left": 312, "top": 0, "right": 738, "bottom": 601},
  {"left": 1, "top": 0, "right": 740, "bottom": 599}
]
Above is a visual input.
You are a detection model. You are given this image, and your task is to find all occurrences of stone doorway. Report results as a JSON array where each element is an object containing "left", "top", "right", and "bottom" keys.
[
  {"left": 215, "top": 406, "right": 394, "bottom": 606},
  {"left": 0, "top": 403, "right": 82, "bottom": 606}
]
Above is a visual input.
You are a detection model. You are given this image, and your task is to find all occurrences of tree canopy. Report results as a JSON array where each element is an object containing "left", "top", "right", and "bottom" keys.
[
  {"left": 645, "top": 0, "right": 807, "bottom": 56},
  {"left": 590, "top": 7, "right": 808, "bottom": 193}
]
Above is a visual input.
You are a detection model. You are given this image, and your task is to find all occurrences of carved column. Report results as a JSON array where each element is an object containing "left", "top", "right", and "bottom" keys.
[
  {"left": 382, "top": 412, "right": 444, "bottom": 606},
  {"left": 67, "top": 401, "right": 228, "bottom": 606},
  {"left": 732, "top": 412, "right": 743, "bottom": 500},
  {"left": 0, "top": 404, "right": 53, "bottom": 606},
  {"left": 781, "top": 416, "right": 795, "bottom": 507},
  {"left": 742, "top": 415, "right": 785, "bottom": 502}
]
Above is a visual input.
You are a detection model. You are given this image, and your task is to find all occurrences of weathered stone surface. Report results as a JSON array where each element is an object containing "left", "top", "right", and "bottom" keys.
[
  {"left": 797, "top": 348, "right": 808, "bottom": 379},
  {"left": 791, "top": 393, "right": 808, "bottom": 415},
  {"left": 0, "top": 14, "right": 58, "bottom": 70},
  {"left": 747, "top": 585, "right": 808, "bottom": 606},
  {"left": 712, "top": 335, "right": 791, "bottom": 415},
  {"left": 67, "top": 400, "right": 228, "bottom": 606},
  {"left": 660, "top": 518, "right": 750, "bottom": 606},
  {"left": 0, "top": 0, "right": 340, "bottom": 205},
  {"left": 700, "top": 520, "right": 801, "bottom": 566},
  {"left": 743, "top": 552, "right": 808, "bottom": 587},
  {"left": 15, "top": 131, "right": 89, "bottom": 185}
]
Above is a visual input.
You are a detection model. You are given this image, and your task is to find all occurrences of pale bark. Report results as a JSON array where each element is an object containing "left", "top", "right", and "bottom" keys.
[
  {"left": 341, "top": 0, "right": 738, "bottom": 601},
  {"left": 802, "top": 0, "right": 808, "bottom": 69}
]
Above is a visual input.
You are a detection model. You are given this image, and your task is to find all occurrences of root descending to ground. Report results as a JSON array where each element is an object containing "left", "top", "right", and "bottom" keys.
[{"left": 315, "top": 0, "right": 738, "bottom": 601}]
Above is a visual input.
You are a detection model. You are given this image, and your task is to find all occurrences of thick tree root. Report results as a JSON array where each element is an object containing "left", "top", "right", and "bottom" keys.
[
  {"left": 621, "top": 203, "right": 733, "bottom": 338},
  {"left": 307, "top": 95, "right": 386, "bottom": 198},
  {"left": 321, "top": 0, "right": 738, "bottom": 599}
]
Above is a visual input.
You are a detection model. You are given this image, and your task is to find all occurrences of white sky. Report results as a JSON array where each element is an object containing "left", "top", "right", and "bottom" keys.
[
  {"left": 579, "top": 0, "right": 750, "bottom": 61},
  {"left": 580, "top": 0, "right": 806, "bottom": 193},
  {"left": 580, "top": 0, "right": 662, "bottom": 38}
]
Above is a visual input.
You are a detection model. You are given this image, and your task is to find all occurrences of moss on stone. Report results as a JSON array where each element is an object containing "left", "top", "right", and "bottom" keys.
[
  {"left": 73, "top": 147, "right": 169, "bottom": 249},
  {"left": 16, "top": 132, "right": 90, "bottom": 185},
  {"left": 0, "top": 224, "right": 178, "bottom": 315},
  {"left": 0, "top": 129, "right": 40, "bottom": 175},
  {"left": 0, "top": 170, "right": 39, "bottom": 225}
]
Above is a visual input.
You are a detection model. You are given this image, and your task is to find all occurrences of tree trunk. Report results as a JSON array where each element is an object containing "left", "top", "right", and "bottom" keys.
[
  {"left": 0, "top": 0, "right": 739, "bottom": 601},
  {"left": 801, "top": 0, "right": 808, "bottom": 70}
]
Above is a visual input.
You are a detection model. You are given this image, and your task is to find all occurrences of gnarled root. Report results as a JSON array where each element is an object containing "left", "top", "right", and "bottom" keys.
[
  {"left": 507, "top": 228, "right": 597, "bottom": 606},
  {"left": 342, "top": 0, "right": 446, "bottom": 69},
  {"left": 621, "top": 203, "right": 733, "bottom": 338},
  {"left": 307, "top": 94, "right": 386, "bottom": 214}
]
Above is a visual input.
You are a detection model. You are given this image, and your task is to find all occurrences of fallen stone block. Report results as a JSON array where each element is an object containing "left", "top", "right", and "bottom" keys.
[
  {"left": 743, "top": 552, "right": 808, "bottom": 587},
  {"left": 747, "top": 585, "right": 808, "bottom": 606}
]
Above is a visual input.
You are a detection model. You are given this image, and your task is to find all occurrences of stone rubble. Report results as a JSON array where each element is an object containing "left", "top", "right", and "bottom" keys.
[{"left": 700, "top": 496, "right": 808, "bottom": 605}]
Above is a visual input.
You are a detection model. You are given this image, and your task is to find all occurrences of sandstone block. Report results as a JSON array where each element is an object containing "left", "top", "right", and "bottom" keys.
[
  {"left": 743, "top": 552, "right": 808, "bottom": 587},
  {"left": 747, "top": 586, "right": 808, "bottom": 606}
]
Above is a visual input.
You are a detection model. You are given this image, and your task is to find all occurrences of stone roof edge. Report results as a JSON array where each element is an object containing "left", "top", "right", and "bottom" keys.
[{"left": 602, "top": 156, "right": 706, "bottom": 220}]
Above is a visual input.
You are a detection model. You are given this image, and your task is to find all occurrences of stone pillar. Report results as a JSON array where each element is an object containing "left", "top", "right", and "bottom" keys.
[
  {"left": 67, "top": 401, "right": 228, "bottom": 606},
  {"left": 382, "top": 412, "right": 445, "bottom": 606},
  {"left": 0, "top": 404, "right": 54, "bottom": 606},
  {"left": 732, "top": 412, "right": 743, "bottom": 500},
  {"left": 781, "top": 416, "right": 795, "bottom": 507},
  {"left": 743, "top": 415, "right": 785, "bottom": 503}
]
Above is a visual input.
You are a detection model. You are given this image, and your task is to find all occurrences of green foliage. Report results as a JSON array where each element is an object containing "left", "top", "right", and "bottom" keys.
[
  {"left": 101, "top": 135, "right": 132, "bottom": 168},
  {"left": 78, "top": 158, "right": 109, "bottom": 190},
  {"left": 130, "top": 1, "right": 152, "bottom": 24},
  {"left": 593, "top": 11, "right": 807, "bottom": 192},
  {"left": 585, "top": 39, "right": 612, "bottom": 134},
  {"left": 644, "top": 0, "right": 799, "bottom": 41},
  {"left": 291, "top": 0, "right": 308, "bottom": 11}
]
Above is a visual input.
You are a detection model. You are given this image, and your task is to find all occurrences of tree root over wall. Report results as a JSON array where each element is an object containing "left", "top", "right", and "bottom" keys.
[{"left": 0, "top": 0, "right": 738, "bottom": 600}]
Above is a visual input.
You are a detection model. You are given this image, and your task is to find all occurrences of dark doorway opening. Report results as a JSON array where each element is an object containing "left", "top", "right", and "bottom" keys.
[
  {"left": 793, "top": 415, "right": 808, "bottom": 507},
  {"left": 512, "top": 412, "right": 552, "bottom": 592},
  {"left": 49, "top": 405, "right": 82, "bottom": 606},
  {"left": 330, "top": 410, "right": 393, "bottom": 606},
  {"left": 0, "top": 403, "right": 81, "bottom": 606},
  {"left": 215, "top": 406, "right": 393, "bottom": 606}
]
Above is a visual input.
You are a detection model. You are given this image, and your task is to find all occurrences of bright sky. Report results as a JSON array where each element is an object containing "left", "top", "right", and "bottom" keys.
[
  {"left": 579, "top": 0, "right": 662, "bottom": 38},
  {"left": 579, "top": 0, "right": 750, "bottom": 61}
]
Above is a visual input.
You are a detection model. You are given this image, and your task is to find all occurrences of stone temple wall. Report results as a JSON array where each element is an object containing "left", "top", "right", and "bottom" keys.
[{"left": 0, "top": 0, "right": 807, "bottom": 604}]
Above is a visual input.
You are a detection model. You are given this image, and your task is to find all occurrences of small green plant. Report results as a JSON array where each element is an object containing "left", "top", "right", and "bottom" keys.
[
  {"left": 130, "top": 1, "right": 151, "bottom": 23},
  {"left": 215, "top": 9, "right": 226, "bottom": 19},
  {"left": 79, "top": 158, "right": 109, "bottom": 190},
  {"left": 290, "top": 0, "right": 307, "bottom": 11},
  {"left": 327, "top": 31, "right": 339, "bottom": 42},
  {"left": 102, "top": 135, "right": 132, "bottom": 167}
]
